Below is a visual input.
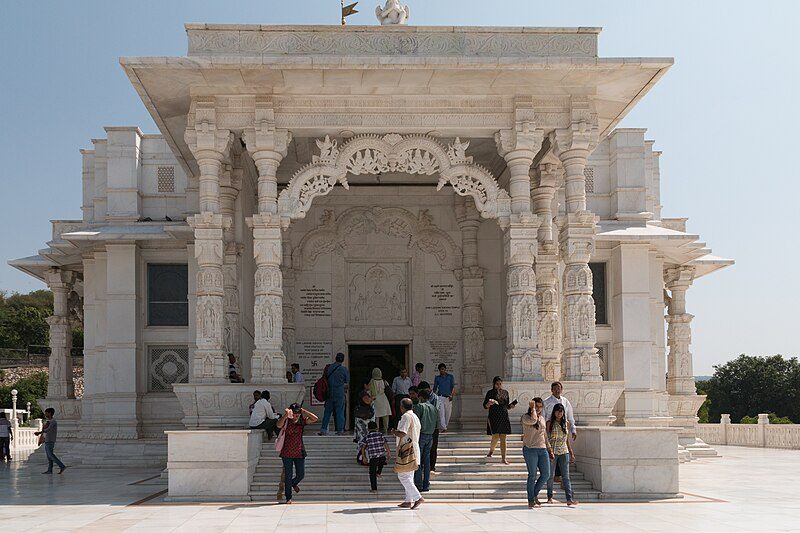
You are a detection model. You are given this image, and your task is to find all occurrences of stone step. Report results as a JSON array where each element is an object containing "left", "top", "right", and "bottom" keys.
[
  {"left": 248, "top": 488, "right": 600, "bottom": 501},
  {"left": 253, "top": 465, "right": 587, "bottom": 479}
]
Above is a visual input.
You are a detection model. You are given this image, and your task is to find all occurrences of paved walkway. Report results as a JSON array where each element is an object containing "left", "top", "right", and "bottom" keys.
[{"left": 0, "top": 445, "right": 798, "bottom": 532}]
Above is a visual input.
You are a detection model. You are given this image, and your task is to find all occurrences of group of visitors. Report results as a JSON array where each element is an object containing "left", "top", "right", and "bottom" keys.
[
  {"left": 484, "top": 379, "right": 578, "bottom": 507},
  {"left": 243, "top": 351, "right": 577, "bottom": 509}
]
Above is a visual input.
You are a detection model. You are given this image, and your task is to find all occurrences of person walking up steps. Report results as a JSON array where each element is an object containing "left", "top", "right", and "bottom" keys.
[
  {"left": 35, "top": 408, "right": 67, "bottom": 474},
  {"left": 392, "top": 398, "right": 423, "bottom": 510},
  {"left": 369, "top": 367, "right": 392, "bottom": 433},
  {"left": 546, "top": 403, "right": 578, "bottom": 506},
  {"left": 412, "top": 388, "right": 438, "bottom": 493},
  {"left": 318, "top": 353, "right": 349, "bottom": 435},
  {"left": 359, "top": 421, "right": 391, "bottom": 492}
]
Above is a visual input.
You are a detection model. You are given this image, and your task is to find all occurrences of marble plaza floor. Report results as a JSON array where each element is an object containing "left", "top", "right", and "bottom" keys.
[{"left": 0, "top": 445, "right": 798, "bottom": 532}]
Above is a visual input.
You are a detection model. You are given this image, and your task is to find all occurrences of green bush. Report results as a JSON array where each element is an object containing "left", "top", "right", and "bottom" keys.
[
  {"left": 739, "top": 412, "right": 794, "bottom": 424},
  {"left": 0, "top": 372, "right": 48, "bottom": 419}
]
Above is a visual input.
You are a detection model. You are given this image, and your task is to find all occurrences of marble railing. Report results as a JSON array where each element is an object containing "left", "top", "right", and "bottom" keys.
[
  {"left": 697, "top": 413, "right": 800, "bottom": 450},
  {"left": 10, "top": 420, "right": 42, "bottom": 451}
]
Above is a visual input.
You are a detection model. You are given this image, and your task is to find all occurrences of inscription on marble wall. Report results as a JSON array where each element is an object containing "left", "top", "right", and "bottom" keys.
[
  {"left": 426, "top": 283, "right": 459, "bottom": 317},
  {"left": 299, "top": 286, "right": 332, "bottom": 318},
  {"left": 296, "top": 275, "right": 332, "bottom": 328},
  {"left": 428, "top": 339, "right": 460, "bottom": 378},
  {"left": 295, "top": 340, "right": 332, "bottom": 405}
]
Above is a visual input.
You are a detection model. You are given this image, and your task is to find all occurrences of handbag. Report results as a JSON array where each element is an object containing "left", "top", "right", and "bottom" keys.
[
  {"left": 37, "top": 434, "right": 45, "bottom": 446},
  {"left": 354, "top": 403, "right": 374, "bottom": 420},
  {"left": 274, "top": 428, "right": 286, "bottom": 453},
  {"left": 394, "top": 437, "right": 417, "bottom": 474},
  {"left": 384, "top": 380, "right": 394, "bottom": 404}
]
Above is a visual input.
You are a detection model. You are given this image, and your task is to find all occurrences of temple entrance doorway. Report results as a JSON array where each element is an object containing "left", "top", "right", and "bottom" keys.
[{"left": 347, "top": 344, "right": 408, "bottom": 430}]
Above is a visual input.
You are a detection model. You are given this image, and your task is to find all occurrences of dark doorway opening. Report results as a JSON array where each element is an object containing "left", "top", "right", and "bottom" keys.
[{"left": 348, "top": 344, "right": 407, "bottom": 430}]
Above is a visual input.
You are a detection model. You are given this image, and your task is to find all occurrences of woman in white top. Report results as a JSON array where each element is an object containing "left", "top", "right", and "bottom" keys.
[{"left": 369, "top": 367, "right": 392, "bottom": 433}]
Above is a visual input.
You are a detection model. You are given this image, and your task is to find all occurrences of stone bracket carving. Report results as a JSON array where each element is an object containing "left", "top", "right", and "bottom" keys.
[{"left": 278, "top": 133, "right": 510, "bottom": 227}]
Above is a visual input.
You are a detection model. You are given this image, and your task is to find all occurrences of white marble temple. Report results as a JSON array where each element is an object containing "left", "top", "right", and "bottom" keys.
[{"left": 7, "top": 18, "right": 733, "bottom": 499}]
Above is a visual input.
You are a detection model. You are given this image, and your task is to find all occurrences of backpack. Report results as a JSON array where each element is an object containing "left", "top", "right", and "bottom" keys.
[{"left": 313, "top": 364, "right": 341, "bottom": 402}]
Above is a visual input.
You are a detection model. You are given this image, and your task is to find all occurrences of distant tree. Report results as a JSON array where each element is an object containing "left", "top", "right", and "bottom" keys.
[
  {"left": 0, "top": 289, "right": 85, "bottom": 354},
  {"left": 704, "top": 354, "right": 799, "bottom": 423},
  {"left": 695, "top": 379, "right": 711, "bottom": 423},
  {"left": 739, "top": 413, "right": 793, "bottom": 424},
  {"left": 0, "top": 304, "right": 50, "bottom": 349}
]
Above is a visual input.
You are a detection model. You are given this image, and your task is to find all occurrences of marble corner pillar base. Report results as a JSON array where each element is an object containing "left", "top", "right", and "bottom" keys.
[
  {"left": 501, "top": 381, "right": 625, "bottom": 428},
  {"left": 165, "top": 430, "right": 262, "bottom": 501},
  {"left": 668, "top": 394, "right": 719, "bottom": 457},
  {"left": 572, "top": 427, "right": 680, "bottom": 499},
  {"left": 173, "top": 383, "right": 305, "bottom": 429},
  {"left": 36, "top": 398, "right": 82, "bottom": 439}
]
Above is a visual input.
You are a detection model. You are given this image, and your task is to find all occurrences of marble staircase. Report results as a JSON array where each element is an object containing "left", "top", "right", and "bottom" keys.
[{"left": 249, "top": 432, "right": 601, "bottom": 502}]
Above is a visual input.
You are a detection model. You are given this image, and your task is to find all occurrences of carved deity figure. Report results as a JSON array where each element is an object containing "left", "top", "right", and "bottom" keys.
[
  {"left": 259, "top": 304, "right": 275, "bottom": 340},
  {"left": 520, "top": 302, "right": 534, "bottom": 340},
  {"left": 199, "top": 300, "right": 219, "bottom": 342},
  {"left": 375, "top": 0, "right": 410, "bottom": 25},
  {"left": 578, "top": 300, "right": 594, "bottom": 340}
]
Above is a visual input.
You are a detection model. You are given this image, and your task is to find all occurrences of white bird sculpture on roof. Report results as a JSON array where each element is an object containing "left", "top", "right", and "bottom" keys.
[{"left": 375, "top": 0, "right": 410, "bottom": 25}]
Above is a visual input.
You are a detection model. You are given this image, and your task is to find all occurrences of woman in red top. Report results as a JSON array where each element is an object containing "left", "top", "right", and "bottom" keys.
[{"left": 276, "top": 402, "right": 319, "bottom": 504}]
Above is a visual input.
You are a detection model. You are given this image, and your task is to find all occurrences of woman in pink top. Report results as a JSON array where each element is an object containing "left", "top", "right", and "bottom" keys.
[{"left": 520, "top": 397, "right": 554, "bottom": 508}]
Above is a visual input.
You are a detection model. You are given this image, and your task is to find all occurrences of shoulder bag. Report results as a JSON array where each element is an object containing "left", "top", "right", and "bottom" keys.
[{"left": 394, "top": 436, "right": 417, "bottom": 474}]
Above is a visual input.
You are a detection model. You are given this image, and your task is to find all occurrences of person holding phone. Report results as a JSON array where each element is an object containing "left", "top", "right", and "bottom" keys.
[{"left": 483, "top": 376, "right": 517, "bottom": 465}]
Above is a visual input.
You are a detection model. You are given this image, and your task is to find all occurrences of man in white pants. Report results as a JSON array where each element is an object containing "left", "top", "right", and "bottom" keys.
[
  {"left": 392, "top": 398, "right": 423, "bottom": 509},
  {"left": 433, "top": 363, "right": 456, "bottom": 432}
]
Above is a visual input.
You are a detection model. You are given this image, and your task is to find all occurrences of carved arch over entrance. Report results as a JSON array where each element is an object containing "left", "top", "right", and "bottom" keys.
[
  {"left": 293, "top": 206, "right": 463, "bottom": 271},
  {"left": 277, "top": 133, "right": 511, "bottom": 226}
]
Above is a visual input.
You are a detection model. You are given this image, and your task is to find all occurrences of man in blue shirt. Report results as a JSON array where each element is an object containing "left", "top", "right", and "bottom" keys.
[
  {"left": 433, "top": 363, "right": 456, "bottom": 432},
  {"left": 318, "top": 352, "right": 350, "bottom": 435}
]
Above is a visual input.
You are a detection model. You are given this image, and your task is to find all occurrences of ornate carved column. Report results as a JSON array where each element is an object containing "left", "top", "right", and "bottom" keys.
[
  {"left": 44, "top": 268, "right": 76, "bottom": 399},
  {"left": 220, "top": 163, "right": 242, "bottom": 368},
  {"left": 664, "top": 264, "right": 712, "bottom": 450},
  {"left": 553, "top": 101, "right": 602, "bottom": 382},
  {"left": 665, "top": 265, "right": 696, "bottom": 396},
  {"left": 281, "top": 238, "right": 296, "bottom": 368},
  {"left": 456, "top": 196, "right": 486, "bottom": 393},
  {"left": 244, "top": 100, "right": 292, "bottom": 383},
  {"left": 496, "top": 112, "right": 544, "bottom": 381},
  {"left": 532, "top": 162, "right": 561, "bottom": 381},
  {"left": 185, "top": 97, "right": 233, "bottom": 382}
]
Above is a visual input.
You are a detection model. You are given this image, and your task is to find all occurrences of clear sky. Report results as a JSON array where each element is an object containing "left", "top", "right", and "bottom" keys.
[{"left": 1, "top": 1, "right": 798, "bottom": 374}]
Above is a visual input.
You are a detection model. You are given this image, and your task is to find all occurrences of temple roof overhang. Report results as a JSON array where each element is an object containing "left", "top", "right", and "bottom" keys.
[
  {"left": 120, "top": 24, "right": 672, "bottom": 177},
  {"left": 596, "top": 220, "right": 734, "bottom": 279}
]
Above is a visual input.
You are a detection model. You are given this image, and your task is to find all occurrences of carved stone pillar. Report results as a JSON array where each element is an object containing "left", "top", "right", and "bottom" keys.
[
  {"left": 496, "top": 110, "right": 545, "bottom": 381},
  {"left": 503, "top": 216, "right": 542, "bottom": 381},
  {"left": 244, "top": 108, "right": 291, "bottom": 383},
  {"left": 553, "top": 103, "right": 602, "bottom": 382},
  {"left": 281, "top": 239, "right": 296, "bottom": 369},
  {"left": 456, "top": 197, "right": 486, "bottom": 393},
  {"left": 185, "top": 99, "right": 233, "bottom": 382},
  {"left": 532, "top": 163, "right": 561, "bottom": 381},
  {"left": 188, "top": 213, "right": 230, "bottom": 382},
  {"left": 665, "top": 266, "right": 696, "bottom": 396},
  {"left": 44, "top": 268, "right": 76, "bottom": 399},
  {"left": 220, "top": 164, "right": 242, "bottom": 369}
]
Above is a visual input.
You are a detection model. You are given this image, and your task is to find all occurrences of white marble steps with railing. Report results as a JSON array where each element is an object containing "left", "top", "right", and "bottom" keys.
[{"left": 250, "top": 433, "right": 599, "bottom": 501}]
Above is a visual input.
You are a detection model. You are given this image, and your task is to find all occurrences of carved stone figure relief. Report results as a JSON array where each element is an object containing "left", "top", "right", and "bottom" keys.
[{"left": 348, "top": 262, "right": 408, "bottom": 325}]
